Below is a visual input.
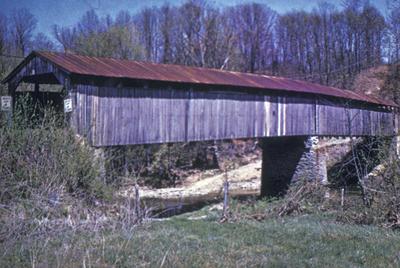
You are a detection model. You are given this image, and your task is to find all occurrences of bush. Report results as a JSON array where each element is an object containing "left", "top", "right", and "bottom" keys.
[
  {"left": 336, "top": 139, "right": 400, "bottom": 228},
  {"left": 0, "top": 95, "right": 100, "bottom": 204}
]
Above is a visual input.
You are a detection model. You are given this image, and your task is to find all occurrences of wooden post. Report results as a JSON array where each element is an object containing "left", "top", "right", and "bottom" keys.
[
  {"left": 221, "top": 178, "right": 230, "bottom": 222},
  {"left": 134, "top": 183, "right": 141, "bottom": 222},
  {"left": 341, "top": 188, "right": 345, "bottom": 208},
  {"left": 223, "top": 179, "right": 229, "bottom": 216},
  {"left": 6, "top": 106, "right": 12, "bottom": 128},
  {"left": 212, "top": 140, "right": 220, "bottom": 169},
  {"left": 392, "top": 135, "right": 400, "bottom": 159},
  {"left": 93, "top": 147, "right": 107, "bottom": 183},
  {"left": 33, "top": 83, "right": 40, "bottom": 115}
]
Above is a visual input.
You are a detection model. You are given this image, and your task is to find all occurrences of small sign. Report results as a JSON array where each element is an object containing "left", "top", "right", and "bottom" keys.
[
  {"left": 1, "top": 96, "right": 12, "bottom": 112},
  {"left": 64, "top": 98, "right": 73, "bottom": 113}
]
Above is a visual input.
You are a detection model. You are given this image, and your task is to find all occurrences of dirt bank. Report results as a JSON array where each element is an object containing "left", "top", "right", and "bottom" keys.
[{"left": 118, "top": 160, "right": 262, "bottom": 206}]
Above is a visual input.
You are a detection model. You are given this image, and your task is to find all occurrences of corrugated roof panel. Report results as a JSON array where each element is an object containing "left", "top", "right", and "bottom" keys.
[{"left": 5, "top": 51, "right": 397, "bottom": 107}]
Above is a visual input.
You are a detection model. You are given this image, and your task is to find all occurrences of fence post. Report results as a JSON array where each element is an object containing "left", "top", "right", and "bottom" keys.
[
  {"left": 134, "top": 183, "right": 141, "bottom": 223},
  {"left": 221, "top": 178, "right": 230, "bottom": 221}
]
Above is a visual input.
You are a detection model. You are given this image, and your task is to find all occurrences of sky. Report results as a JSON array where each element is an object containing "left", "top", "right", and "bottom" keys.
[{"left": 0, "top": 0, "right": 389, "bottom": 39}]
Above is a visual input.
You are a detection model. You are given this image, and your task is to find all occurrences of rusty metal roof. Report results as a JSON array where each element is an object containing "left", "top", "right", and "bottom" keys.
[{"left": 4, "top": 51, "right": 397, "bottom": 107}]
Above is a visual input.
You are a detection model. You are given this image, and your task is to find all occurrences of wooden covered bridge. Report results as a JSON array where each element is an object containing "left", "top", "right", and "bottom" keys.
[{"left": 2, "top": 51, "right": 399, "bottom": 196}]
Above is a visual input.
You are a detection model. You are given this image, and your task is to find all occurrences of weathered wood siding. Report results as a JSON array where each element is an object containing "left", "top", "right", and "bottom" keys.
[
  {"left": 265, "top": 95, "right": 315, "bottom": 137},
  {"left": 316, "top": 97, "right": 395, "bottom": 136},
  {"left": 70, "top": 85, "right": 396, "bottom": 147},
  {"left": 93, "top": 87, "right": 266, "bottom": 146},
  {"left": 71, "top": 85, "right": 97, "bottom": 143}
]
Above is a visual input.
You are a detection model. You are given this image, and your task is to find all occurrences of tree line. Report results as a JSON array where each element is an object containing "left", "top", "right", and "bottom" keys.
[{"left": 1, "top": 0, "right": 400, "bottom": 89}]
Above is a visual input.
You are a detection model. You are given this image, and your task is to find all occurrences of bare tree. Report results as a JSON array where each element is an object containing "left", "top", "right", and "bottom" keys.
[
  {"left": 0, "top": 13, "right": 7, "bottom": 55},
  {"left": 115, "top": 10, "right": 131, "bottom": 27},
  {"left": 227, "top": 3, "right": 276, "bottom": 73},
  {"left": 200, "top": 6, "right": 223, "bottom": 68},
  {"left": 53, "top": 9, "right": 143, "bottom": 59},
  {"left": 387, "top": 0, "right": 400, "bottom": 62},
  {"left": 174, "top": 0, "right": 205, "bottom": 66},
  {"left": 44, "top": 0, "right": 389, "bottom": 90},
  {"left": 52, "top": 25, "right": 78, "bottom": 52},
  {"left": 33, "top": 33, "right": 55, "bottom": 51},
  {"left": 77, "top": 9, "right": 103, "bottom": 37},
  {"left": 136, "top": 7, "right": 160, "bottom": 62},
  {"left": 10, "top": 8, "right": 37, "bottom": 56}
]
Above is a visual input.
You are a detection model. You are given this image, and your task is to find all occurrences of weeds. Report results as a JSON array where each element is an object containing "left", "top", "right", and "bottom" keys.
[
  {"left": 0, "top": 95, "right": 99, "bottom": 203},
  {"left": 2, "top": 213, "right": 400, "bottom": 267},
  {"left": 0, "top": 95, "right": 133, "bottom": 254}
]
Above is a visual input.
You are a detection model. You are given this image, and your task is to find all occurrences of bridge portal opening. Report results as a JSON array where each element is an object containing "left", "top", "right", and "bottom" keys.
[{"left": 12, "top": 77, "right": 65, "bottom": 124}]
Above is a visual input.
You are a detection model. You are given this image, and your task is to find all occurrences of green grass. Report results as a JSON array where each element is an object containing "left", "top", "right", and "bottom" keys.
[{"left": 2, "top": 211, "right": 400, "bottom": 267}]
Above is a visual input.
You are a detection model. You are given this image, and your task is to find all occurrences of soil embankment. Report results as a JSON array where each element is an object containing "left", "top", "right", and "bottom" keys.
[{"left": 119, "top": 160, "right": 262, "bottom": 208}]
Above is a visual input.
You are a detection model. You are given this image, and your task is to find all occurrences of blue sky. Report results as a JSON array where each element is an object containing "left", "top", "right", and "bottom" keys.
[{"left": 0, "top": 0, "right": 388, "bottom": 38}]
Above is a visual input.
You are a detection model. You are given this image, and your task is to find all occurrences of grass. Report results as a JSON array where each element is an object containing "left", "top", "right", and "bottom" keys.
[
  {"left": 2, "top": 208, "right": 400, "bottom": 267},
  {"left": 2, "top": 97, "right": 400, "bottom": 267}
]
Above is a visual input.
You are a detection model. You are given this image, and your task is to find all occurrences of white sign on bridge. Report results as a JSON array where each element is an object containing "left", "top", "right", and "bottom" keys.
[
  {"left": 64, "top": 98, "right": 73, "bottom": 113},
  {"left": 1, "top": 96, "right": 12, "bottom": 112}
]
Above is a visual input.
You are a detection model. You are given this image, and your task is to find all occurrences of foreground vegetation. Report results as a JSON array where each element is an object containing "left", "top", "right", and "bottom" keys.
[
  {"left": 2, "top": 209, "right": 400, "bottom": 267},
  {"left": 1, "top": 99, "right": 400, "bottom": 267}
]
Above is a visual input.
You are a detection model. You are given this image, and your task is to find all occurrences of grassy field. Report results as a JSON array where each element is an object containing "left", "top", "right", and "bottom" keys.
[{"left": 2, "top": 207, "right": 400, "bottom": 268}]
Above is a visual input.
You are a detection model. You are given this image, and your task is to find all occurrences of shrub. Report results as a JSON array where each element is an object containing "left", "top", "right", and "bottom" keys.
[
  {"left": 0, "top": 95, "right": 100, "bottom": 203},
  {"left": 336, "top": 138, "right": 400, "bottom": 228}
]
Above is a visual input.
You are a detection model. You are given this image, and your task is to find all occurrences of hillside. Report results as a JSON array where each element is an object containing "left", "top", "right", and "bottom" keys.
[{"left": 352, "top": 64, "right": 400, "bottom": 104}]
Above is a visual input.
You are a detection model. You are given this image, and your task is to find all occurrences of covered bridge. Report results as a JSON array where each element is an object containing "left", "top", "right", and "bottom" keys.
[{"left": 2, "top": 51, "right": 399, "bottom": 196}]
